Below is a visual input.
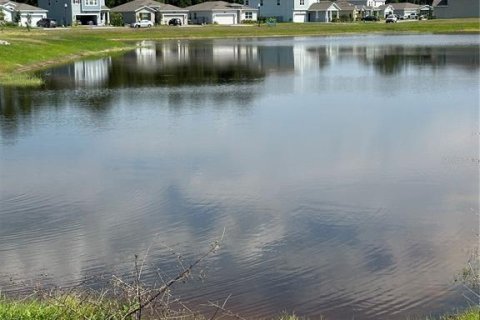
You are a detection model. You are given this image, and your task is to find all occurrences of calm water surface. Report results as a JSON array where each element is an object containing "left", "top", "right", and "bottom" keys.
[{"left": 0, "top": 34, "right": 479, "bottom": 319}]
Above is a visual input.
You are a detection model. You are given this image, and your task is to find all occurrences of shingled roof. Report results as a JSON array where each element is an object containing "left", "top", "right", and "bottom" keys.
[
  {"left": 111, "top": 0, "right": 186, "bottom": 12},
  {"left": 186, "top": 1, "right": 256, "bottom": 11},
  {"left": 308, "top": 1, "right": 339, "bottom": 11},
  {"left": 335, "top": 1, "right": 358, "bottom": 11},
  {"left": 389, "top": 2, "right": 420, "bottom": 10},
  {"left": 0, "top": 0, "right": 47, "bottom": 11}
]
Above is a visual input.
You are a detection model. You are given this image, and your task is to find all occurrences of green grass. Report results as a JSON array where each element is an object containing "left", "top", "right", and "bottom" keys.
[
  {"left": 440, "top": 308, "right": 480, "bottom": 320},
  {"left": 0, "top": 18, "right": 478, "bottom": 86},
  {"left": 0, "top": 294, "right": 125, "bottom": 320},
  {"left": 0, "top": 294, "right": 478, "bottom": 320}
]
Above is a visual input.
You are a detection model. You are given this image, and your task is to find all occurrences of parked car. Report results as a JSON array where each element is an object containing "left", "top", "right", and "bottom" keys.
[
  {"left": 36, "top": 18, "right": 57, "bottom": 28},
  {"left": 168, "top": 18, "right": 182, "bottom": 26},
  {"left": 385, "top": 14, "right": 398, "bottom": 23},
  {"left": 130, "top": 20, "right": 153, "bottom": 28},
  {"left": 361, "top": 15, "right": 379, "bottom": 22},
  {"left": 408, "top": 13, "right": 419, "bottom": 19}
]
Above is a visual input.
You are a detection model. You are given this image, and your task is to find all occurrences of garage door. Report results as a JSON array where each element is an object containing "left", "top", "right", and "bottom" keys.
[
  {"left": 214, "top": 14, "right": 236, "bottom": 25},
  {"left": 293, "top": 13, "right": 306, "bottom": 23}
]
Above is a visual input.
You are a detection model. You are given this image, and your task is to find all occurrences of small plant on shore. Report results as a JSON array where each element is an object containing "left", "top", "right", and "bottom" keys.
[{"left": 0, "top": 231, "right": 248, "bottom": 320}]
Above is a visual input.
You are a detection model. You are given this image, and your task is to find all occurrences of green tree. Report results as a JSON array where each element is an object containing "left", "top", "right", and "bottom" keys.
[
  {"left": 110, "top": 12, "right": 123, "bottom": 26},
  {"left": 0, "top": 11, "right": 5, "bottom": 31}
]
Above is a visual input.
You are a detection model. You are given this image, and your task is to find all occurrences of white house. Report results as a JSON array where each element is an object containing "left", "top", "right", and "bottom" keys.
[
  {"left": 38, "top": 0, "right": 109, "bottom": 26},
  {"left": 390, "top": 2, "right": 420, "bottom": 18},
  {"left": 0, "top": 0, "right": 47, "bottom": 26},
  {"left": 378, "top": 4, "right": 394, "bottom": 18},
  {"left": 187, "top": 1, "right": 257, "bottom": 25},
  {"left": 111, "top": 0, "right": 188, "bottom": 25},
  {"left": 433, "top": 0, "right": 479, "bottom": 18}
]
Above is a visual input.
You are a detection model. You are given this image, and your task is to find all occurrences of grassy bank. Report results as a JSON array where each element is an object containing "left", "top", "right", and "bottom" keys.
[
  {"left": 0, "top": 294, "right": 478, "bottom": 319},
  {"left": 0, "top": 18, "right": 479, "bottom": 86}
]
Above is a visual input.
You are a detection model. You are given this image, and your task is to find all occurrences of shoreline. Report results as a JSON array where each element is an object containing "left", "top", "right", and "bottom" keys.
[{"left": 0, "top": 18, "right": 479, "bottom": 87}]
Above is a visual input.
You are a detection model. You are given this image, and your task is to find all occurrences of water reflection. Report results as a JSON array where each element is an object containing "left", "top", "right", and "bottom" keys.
[{"left": 0, "top": 35, "right": 479, "bottom": 319}]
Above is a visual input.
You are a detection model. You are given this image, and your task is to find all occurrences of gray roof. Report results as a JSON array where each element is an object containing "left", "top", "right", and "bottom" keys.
[
  {"left": 389, "top": 2, "right": 420, "bottom": 10},
  {"left": 187, "top": 1, "right": 256, "bottom": 11},
  {"left": 111, "top": 0, "right": 186, "bottom": 12},
  {"left": 308, "top": 1, "right": 339, "bottom": 11},
  {"left": 0, "top": 0, "right": 47, "bottom": 11},
  {"left": 432, "top": 0, "right": 447, "bottom": 6},
  {"left": 335, "top": 1, "right": 357, "bottom": 10}
]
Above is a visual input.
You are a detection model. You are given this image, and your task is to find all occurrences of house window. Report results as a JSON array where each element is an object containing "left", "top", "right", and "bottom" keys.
[
  {"left": 194, "top": 12, "right": 197, "bottom": 19},
  {"left": 277, "top": 0, "right": 280, "bottom": 5},
  {"left": 139, "top": 12, "right": 151, "bottom": 20},
  {"left": 84, "top": 0, "right": 97, "bottom": 6},
  {"left": 260, "top": 0, "right": 263, "bottom": 6},
  {"left": 245, "top": 0, "right": 249, "bottom": 5},
  {"left": 300, "top": 0, "right": 304, "bottom": 4},
  {"left": 245, "top": 11, "right": 252, "bottom": 19},
  {"left": 73, "top": 0, "right": 80, "bottom": 4}
]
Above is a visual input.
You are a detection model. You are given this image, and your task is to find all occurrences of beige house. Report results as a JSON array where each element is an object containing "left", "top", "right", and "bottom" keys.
[{"left": 336, "top": 1, "right": 359, "bottom": 21}]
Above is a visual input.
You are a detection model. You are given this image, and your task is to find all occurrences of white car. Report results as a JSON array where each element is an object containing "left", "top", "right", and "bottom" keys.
[
  {"left": 385, "top": 14, "right": 398, "bottom": 23},
  {"left": 130, "top": 20, "right": 153, "bottom": 28}
]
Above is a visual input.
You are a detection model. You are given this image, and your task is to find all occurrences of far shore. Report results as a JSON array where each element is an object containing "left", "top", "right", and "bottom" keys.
[{"left": 0, "top": 18, "right": 479, "bottom": 86}]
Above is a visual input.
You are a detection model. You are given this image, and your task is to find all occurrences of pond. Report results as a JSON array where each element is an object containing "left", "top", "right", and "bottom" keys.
[{"left": 0, "top": 34, "right": 479, "bottom": 319}]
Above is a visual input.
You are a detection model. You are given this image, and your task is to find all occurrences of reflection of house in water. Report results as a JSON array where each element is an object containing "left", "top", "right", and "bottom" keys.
[
  {"left": 45, "top": 57, "right": 111, "bottom": 88},
  {"left": 74, "top": 58, "right": 111, "bottom": 87},
  {"left": 135, "top": 46, "right": 158, "bottom": 69}
]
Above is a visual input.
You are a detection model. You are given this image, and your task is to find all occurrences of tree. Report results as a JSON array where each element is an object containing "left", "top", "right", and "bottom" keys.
[
  {"left": 110, "top": 12, "right": 123, "bottom": 26},
  {"left": 0, "top": 10, "right": 5, "bottom": 31}
]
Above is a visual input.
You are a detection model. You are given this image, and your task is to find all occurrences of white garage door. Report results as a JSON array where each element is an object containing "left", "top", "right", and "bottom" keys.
[
  {"left": 293, "top": 13, "right": 306, "bottom": 23},
  {"left": 214, "top": 14, "right": 236, "bottom": 25}
]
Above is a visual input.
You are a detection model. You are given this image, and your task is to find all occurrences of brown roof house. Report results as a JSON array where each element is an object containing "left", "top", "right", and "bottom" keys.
[
  {"left": 111, "top": 0, "right": 188, "bottom": 25},
  {"left": 187, "top": 1, "right": 258, "bottom": 25}
]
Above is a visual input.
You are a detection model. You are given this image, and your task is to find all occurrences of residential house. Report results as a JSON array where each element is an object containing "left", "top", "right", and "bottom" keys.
[
  {"left": 187, "top": 1, "right": 257, "bottom": 25},
  {"left": 307, "top": 1, "right": 340, "bottom": 22},
  {"left": 390, "top": 2, "right": 420, "bottom": 18},
  {"left": 378, "top": 3, "right": 394, "bottom": 18},
  {"left": 433, "top": 0, "right": 479, "bottom": 18},
  {"left": 335, "top": 1, "right": 360, "bottom": 21},
  {"left": 0, "top": 0, "right": 47, "bottom": 26},
  {"left": 37, "top": 0, "right": 109, "bottom": 26},
  {"left": 245, "top": 0, "right": 383, "bottom": 22},
  {"left": 111, "top": 0, "right": 188, "bottom": 25}
]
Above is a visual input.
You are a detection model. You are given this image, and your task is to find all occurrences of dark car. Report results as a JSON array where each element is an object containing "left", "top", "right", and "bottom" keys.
[
  {"left": 36, "top": 18, "right": 57, "bottom": 28},
  {"left": 361, "top": 15, "right": 379, "bottom": 22},
  {"left": 168, "top": 18, "right": 182, "bottom": 26}
]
